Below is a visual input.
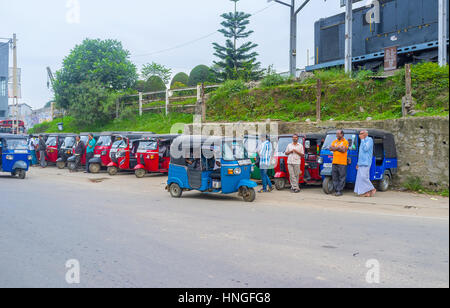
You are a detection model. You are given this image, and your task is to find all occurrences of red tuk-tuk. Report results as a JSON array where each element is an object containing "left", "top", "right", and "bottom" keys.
[
  {"left": 106, "top": 133, "right": 150, "bottom": 176},
  {"left": 273, "top": 133, "right": 326, "bottom": 190},
  {"left": 88, "top": 132, "right": 128, "bottom": 173},
  {"left": 133, "top": 134, "right": 179, "bottom": 178},
  {"left": 66, "top": 133, "right": 100, "bottom": 171},
  {"left": 44, "top": 133, "right": 72, "bottom": 165}
]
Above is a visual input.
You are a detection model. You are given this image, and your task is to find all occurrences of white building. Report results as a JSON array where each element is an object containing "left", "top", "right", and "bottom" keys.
[{"left": 8, "top": 103, "right": 33, "bottom": 129}]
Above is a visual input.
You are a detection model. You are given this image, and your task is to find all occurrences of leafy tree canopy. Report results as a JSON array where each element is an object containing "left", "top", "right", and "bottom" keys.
[
  {"left": 170, "top": 72, "right": 189, "bottom": 87},
  {"left": 146, "top": 75, "right": 167, "bottom": 92},
  {"left": 188, "top": 65, "right": 215, "bottom": 86},
  {"left": 141, "top": 62, "right": 172, "bottom": 85}
]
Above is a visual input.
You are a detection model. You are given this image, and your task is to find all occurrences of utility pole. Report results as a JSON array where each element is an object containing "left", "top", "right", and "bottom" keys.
[
  {"left": 438, "top": 0, "right": 448, "bottom": 67},
  {"left": 12, "top": 33, "right": 19, "bottom": 134},
  {"left": 344, "top": 0, "right": 353, "bottom": 74},
  {"left": 269, "top": 0, "right": 311, "bottom": 78}
]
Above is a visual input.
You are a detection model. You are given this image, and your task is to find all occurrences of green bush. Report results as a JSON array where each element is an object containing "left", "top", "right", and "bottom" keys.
[
  {"left": 260, "top": 72, "right": 287, "bottom": 88},
  {"left": 170, "top": 72, "right": 189, "bottom": 87},
  {"left": 188, "top": 65, "right": 214, "bottom": 86}
]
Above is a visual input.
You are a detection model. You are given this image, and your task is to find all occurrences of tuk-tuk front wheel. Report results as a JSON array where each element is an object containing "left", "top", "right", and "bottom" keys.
[
  {"left": 89, "top": 163, "right": 101, "bottom": 174},
  {"left": 169, "top": 183, "right": 183, "bottom": 198},
  {"left": 274, "top": 178, "right": 286, "bottom": 190},
  {"left": 107, "top": 166, "right": 118, "bottom": 176},
  {"left": 15, "top": 169, "right": 26, "bottom": 179},
  {"left": 56, "top": 161, "right": 66, "bottom": 169},
  {"left": 67, "top": 162, "right": 77, "bottom": 171},
  {"left": 242, "top": 187, "right": 256, "bottom": 202},
  {"left": 322, "top": 177, "right": 334, "bottom": 194},
  {"left": 378, "top": 171, "right": 391, "bottom": 192},
  {"left": 135, "top": 168, "right": 146, "bottom": 178}
]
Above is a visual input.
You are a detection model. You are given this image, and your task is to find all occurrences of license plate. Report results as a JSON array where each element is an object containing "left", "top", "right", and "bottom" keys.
[
  {"left": 238, "top": 159, "right": 252, "bottom": 166},
  {"left": 94, "top": 154, "right": 101, "bottom": 158},
  {"left": 323, "top": 163, "right": 332, "bottom": 168}
]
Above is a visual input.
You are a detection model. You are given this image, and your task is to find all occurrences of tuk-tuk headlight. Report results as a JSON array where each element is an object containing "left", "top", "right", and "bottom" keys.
[
  {"left": 317, "top": 157, "right": 324, "bottom": 164},
  {"left": 6, "top": 155, "right": 14, "bottom": 160},
  {"left": 234, "top": 167, "right": 242, "bottom": 175},
  {"left": 28, "top": 155, "right": 32, "bottom": 161}
]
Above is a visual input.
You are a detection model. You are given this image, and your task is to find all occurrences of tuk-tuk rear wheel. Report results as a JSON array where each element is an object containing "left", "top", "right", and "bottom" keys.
[
  {"left": 89, "top": 163, "right": 101, "bottom": 174},
  {"left": 56, "top": 161, "right": 66, "bottom": 169},
  {"left": 169, "top": 183, "right": 182, "bottom": 198},
  {"left": 274, "top": 178, "right": 286, "bottom": 190},
  {"left": 67, "top": 162, "right": 77, "bottom": 171},
  {"left": 135, "top": 168, "right": 146, "bottom": 178},
  {"left": 242, "top": 187, "right": 256, "bottom": 202},
  {"left": 108, "top": 166, "right": 118, "bottom": 176},
  {"left": 322, "top": 177, "right": 334, "bottom": 194},
  {"left": 378, "top": 171, "right": 391, "bottom": 192}
]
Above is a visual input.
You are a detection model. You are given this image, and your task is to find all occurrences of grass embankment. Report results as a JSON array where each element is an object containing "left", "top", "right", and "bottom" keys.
[
  {"left": 207, "top": 62, "right": 449, "bottom": 122},
  {"left": 28, "top": 112, "right": 193, "bottom": 134}
]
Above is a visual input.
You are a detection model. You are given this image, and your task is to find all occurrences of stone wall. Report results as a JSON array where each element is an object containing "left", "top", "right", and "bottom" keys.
[{"left": 185, "top": 116, "right": 449, "bottom": 189}]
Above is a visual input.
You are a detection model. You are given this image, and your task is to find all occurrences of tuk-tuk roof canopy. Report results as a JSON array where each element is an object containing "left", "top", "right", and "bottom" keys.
[
  {"left": 326, "top": 128, "right": 397, "bottom": 158},
  {"left": 174, "top": 135, "right": 244, "bottom": 146},
  {"left": 0, "top": 133, "right": 28, "bottom": 140},
  {"left": 136, "top": 134, "right": 179, "bottom": 142}
]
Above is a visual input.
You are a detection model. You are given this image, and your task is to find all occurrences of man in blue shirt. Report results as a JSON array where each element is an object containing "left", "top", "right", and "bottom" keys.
[
  {"left": 354, "top": 130, "right": 376, "bottom": 197},
  {"left": 85, "top": 133, "right": 96, "bottom": 173}
]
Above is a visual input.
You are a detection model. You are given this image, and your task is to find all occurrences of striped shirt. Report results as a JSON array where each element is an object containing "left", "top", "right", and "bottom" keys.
[{"left": 259, "top": 140, "right": 273, "bottom": 169}]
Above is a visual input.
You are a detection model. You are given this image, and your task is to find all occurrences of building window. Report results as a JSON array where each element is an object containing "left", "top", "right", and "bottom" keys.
[
  {"left": 0, "top": 77, "right": 6, "bottom": 97},
  {"left": 0, "top": 111, "right": 5, "bottom": 117}
]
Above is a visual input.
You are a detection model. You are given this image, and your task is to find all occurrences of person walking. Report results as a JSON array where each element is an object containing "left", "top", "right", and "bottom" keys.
[
  {"left": 258, "top": 134, "right": 274, "bottom": 193},
  {"left": 285, "top": 134, "right": 304, "bottom": 193},
  {"left": 330, "top": 130, "right": 349, "bottom": 197},
  {"left": 73, "top": 136, "right": 85, "bottom": 172},
  {"left": 37, "top": 135, "right": 47, "bottom": 168},
  {"left": 355, "top": 130, "right": 376, "bottom": 197},
  {"left": 85, "top": 133, "right": 96, "bottom": 173},
  {"left": 28, "top": 135, "right": 38, "bottom": 166}
]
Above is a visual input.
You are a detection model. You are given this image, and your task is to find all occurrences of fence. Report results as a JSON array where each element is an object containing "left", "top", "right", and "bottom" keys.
[{"left": 117, "top": 84, "right": 220, "bottom": 121}]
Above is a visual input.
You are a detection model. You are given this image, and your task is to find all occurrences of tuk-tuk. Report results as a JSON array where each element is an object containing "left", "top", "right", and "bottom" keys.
[
  {"left": 87, "top": 132, "right": 129, "bottom": 173},
  {"left": 56, "top": 134, "right": 77, "bottom": 169},
  {"left": 166, "top": 135, "right": 257, "bottom": 202},
  {"left": 66, "top": 133, "right": 100, "bottom": 171},
  {"left": 44, "top": 133, "right": 71, "bottom": 165},
  {"left": 319, "top": 129, "right": 398, "bottom": 194},
  {"left": 243, "top": 135, "right": 275, "bottom": 180},
  {"left": 106, "top": 133, "right": 150, "bottom": 176},
  {"left": 273, "top": 134, "right": 326, "bottom": 190},
  {"left": 0, "top": 134, "right": 31, "bottom": 179},
  {"left": 133, "top": 134, "right": 179, "bottom": 178}
]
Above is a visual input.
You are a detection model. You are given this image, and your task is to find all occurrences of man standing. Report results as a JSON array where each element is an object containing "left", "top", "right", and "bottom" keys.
[
  {"left": 37, "top": 135, "right": 47, "bottom": 168},
  {"left": 330, "top": 130, "right": 349, "bottom": 197},
  {"left": 28, "top": 135, "right": 38, "bottom": 166},
  {"left": 258, "top": 134, "right": 273, "bottom": 193},
  {"left": 355, "top": 130, "right": 376, "bottom": 197},
  {"left": 85, "top": 133, "right": 96, "bottom": 173},
  {"left": 73, "top": 136, "right": 84, "bottom": 172},
  {"left": 285, "top": 134, "right": 304, "bottom": 193}
]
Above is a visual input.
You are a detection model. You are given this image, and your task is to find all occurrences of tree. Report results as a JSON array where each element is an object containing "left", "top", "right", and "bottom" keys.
[
  {"left": 212, "top": 0, "right": 263, "bottom": 81},
  {"left": 53, "top": 38, "right": 138, "bottom": 114},
  {"left": 188, "top": 65, "right": 215, "bottom": 86},
  {"left": 146, "top": 76, "right": 166, "bottom": 92},
  {"left": 141, "top": 62, "right": 172, "bottom": 85},
  {"left": 170, "top": 72, "right": 189, "bottom": 87}
]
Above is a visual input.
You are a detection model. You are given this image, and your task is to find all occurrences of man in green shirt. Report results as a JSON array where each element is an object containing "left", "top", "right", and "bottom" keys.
[{"left": 85, "top": 133, "right": 96, "bottom": 173}]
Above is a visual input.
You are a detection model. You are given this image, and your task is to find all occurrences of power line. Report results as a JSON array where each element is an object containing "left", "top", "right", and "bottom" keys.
[{"left": 132, "top": 2, "right": 276, "bottom": 59}]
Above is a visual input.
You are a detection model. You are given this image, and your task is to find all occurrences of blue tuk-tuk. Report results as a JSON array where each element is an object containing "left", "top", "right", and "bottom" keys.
[
  {"left": 166, "top": 135, "right": 258, "bottom": 202},
  {"left": 0, "top": 134, "right": 31, "bottom": 179},
  {"left": 319, "top": 129, "right": 398, "bottom": 194}
]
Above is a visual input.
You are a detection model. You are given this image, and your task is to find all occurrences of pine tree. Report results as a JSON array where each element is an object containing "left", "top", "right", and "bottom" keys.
[{"left": 213, "top": 0, "right": 263, "bottom": 81}]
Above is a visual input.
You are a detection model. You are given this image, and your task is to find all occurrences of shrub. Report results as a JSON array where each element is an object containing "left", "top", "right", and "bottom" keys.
[
  {"left": 170, "top": 72, "right": 189, "bottom": 87},
  {"left": 188, "top": 65, "right": 214, "bottom": 86}
]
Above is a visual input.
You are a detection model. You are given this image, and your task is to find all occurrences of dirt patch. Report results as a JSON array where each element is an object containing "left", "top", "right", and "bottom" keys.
[{"left": 88, "top": 178, "right": 110, "bottom": 183}]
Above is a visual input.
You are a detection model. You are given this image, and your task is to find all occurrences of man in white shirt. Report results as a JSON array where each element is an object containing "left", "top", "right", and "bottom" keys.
[{"left": 285, "top": 134, "right": 304, "bottom": 193}]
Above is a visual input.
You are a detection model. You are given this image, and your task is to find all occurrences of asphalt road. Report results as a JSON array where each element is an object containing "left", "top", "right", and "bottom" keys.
[{"left": 0, "top": 167, "right": 448, "bottom": 288}]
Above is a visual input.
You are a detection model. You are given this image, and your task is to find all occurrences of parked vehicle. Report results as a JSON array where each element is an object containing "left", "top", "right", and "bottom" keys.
[
  {"left": 107, "top": 133, "right": 150, "bottom": 176},
  {"left": 56, "top": 134, "right": 77, "bottom": 169},
  {"left": 319, "top": 129, "right": 398, "bottom": 194},
  {"left": 66, "top": 133, "right": 100, "bottom": 171},
  {"left": 44, "top": 134, "right": 72, "bottom": 165},
  {"left": 87, "top": 132, "right": 129, "bottom": 173},
  {"left": 273, "top": 134, "right": 326, "bottom": 190},
  {"left": 133, "top": 134, "right": 179, "bottom": 178},
  {"left": 243, "top": 135, "right": 275, "bottom": 180},
  {"left": 0, "top": 134, "right": 31, "bottom": 179},
  {"left": 167, "top": 135, "right": 257, "bottom": 202}
]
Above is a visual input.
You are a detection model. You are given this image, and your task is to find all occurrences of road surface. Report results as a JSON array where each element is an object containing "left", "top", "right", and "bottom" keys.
[{"left": 0, "top": 167, "right": 448, "bottom": 288}]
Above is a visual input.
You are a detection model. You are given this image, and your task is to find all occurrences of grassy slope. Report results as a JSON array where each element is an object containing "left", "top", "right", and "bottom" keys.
[{"left": 207, "top": 63, "right": 449, "bottom": 122}]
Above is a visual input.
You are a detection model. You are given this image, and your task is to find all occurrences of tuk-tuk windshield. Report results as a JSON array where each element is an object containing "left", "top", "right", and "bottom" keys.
[
  {"left": 112, "top": 139, "right": 127, "bottom": 149},
  {"left": 244, "top": 137, "right": 259, "bottom": 154},
  {"left": 138, "top": 140, "right": 157, "bottom": 151},
  {"left": 80, "top": 136, "right": 89, "bottom": 144},
  {"left": 222, "top": 141, "right": 247, "bottom": 161},
  {"left": 277, "top": 137, "right": 292, "bottom": 153},
  {"left": 46, "top": 136, "right": 57, "bottom": 147},
  {"left": 96, "top": 136, "right": 112, "bottom": 147},
  {"left": 62, "top": 136, "right": 75, "bottom": 148},
  {"left": 6, "top": 138, "right": 28, "bottom": 150},
  {"left": 322, "top": 134, "right": 358, "bottom": 151}
]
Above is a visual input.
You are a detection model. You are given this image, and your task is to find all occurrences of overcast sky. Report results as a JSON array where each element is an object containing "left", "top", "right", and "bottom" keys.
[{"left": 0, "top": 0, "right": 369, "bottom": 109}]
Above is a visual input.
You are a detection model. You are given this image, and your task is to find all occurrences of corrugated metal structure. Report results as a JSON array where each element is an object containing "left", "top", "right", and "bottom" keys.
[
  {"left": 0, "top": 42, "right": 9, "bottom": 119},
  {"left": 307, "top": 0, "right": 450, "bottom": 71}
]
